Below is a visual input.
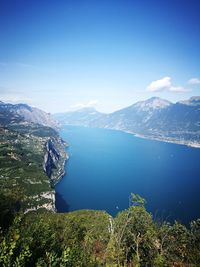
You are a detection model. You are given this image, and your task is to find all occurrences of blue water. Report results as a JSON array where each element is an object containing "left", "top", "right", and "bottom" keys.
[{"left": 55, "top": 125, "right": 200, "bottom": 224}]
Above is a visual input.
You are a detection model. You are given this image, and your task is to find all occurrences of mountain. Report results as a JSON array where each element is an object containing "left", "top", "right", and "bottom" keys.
[
  {"left": 179, "top": 96, "right": 200, "bottom": 106},
  {"left": 54, "top": 107, "right": 106, "bottom": 127},
  {"left": 54, "top": 97, "right": 200, "bottom": 147},
  {"left": 131, "top": 97, "right": 172, "bottom": 111},
  {"left": 0, "top": 101, "right": 58, "bottom": 129},
  {"left": 0, "top": 101, "right": 67, "bottom": 212}
]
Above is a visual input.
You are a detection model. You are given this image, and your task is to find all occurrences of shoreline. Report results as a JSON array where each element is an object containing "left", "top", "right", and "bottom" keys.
[
  {"left": 95, "top": 126, "right": 200, "bottom": 149},
  {"left": 61, "top": 124, "right": 200, "bottom": 149},
  {"left": 124, "top": 131, "right": 200, "bottom": 149}
]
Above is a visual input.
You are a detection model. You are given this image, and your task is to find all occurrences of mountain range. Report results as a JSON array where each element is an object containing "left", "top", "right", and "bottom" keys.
[
  {"left": 0, "top": 101, "right": 58, "bottom": 129},
  {"left": 54, "top": 96, "right": 200, "bottom": 147}
]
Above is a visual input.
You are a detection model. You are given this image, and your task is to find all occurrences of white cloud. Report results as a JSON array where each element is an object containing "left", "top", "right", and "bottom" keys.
[
  {"left": 146, "top": 76, "right": 171, "bottom": 92},
  {"left": 146, "top": 76, "right": 188, "bottom": 93},
  {"left": 70, "top": 100, "right": 99, "bottom": 110},
  {"left": 187, "top": 78, "right": 200, "bottom": 85}
]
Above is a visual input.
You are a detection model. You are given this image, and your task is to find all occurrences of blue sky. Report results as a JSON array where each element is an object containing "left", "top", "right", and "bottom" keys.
[{"left": 0, "top": 0, "right": 200, "bottom": 113}]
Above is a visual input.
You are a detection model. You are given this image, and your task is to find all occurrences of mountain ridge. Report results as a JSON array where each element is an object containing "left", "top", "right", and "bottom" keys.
[
  {"left": 0, "top": 100, "right": 58, "bottom": 129},
  {"left": 54, "top": 96, "right": 200, "bottom": 148}
]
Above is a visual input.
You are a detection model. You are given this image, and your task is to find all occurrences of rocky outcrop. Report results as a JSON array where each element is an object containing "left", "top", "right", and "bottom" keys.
[
  {"left": 23, "top": 136, "right": 68, "bottom": 213},
  {"left": 29, "top": 136, "right": 68, "bottom": 213},
  {"left": 43, "top": 137, "right": 68, "bottom": 186}
]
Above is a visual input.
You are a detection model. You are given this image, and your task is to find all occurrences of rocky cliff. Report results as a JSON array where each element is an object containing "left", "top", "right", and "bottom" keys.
[{"left": 43, "top": 137, "right": 68, "bottom": 186}]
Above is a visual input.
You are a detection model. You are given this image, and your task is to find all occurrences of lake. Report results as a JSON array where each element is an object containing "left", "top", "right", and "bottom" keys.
[{"left": 55, "top": 125, "right": 200, "bottom": 224}]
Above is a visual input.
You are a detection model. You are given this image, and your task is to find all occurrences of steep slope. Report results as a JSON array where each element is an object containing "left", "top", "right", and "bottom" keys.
[{"left": 103, "top": 97, "right": 172, "bottom": 132}]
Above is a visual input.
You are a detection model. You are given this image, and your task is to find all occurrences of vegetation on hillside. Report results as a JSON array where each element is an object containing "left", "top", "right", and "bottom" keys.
[
  {"left": 0, "top": 193, "right": 199, "bottom": 267},
  {"left": 0, "top": 123, "right": 65, "bottom": 212}
]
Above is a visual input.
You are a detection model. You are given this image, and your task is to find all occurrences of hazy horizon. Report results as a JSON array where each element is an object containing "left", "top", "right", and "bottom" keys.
[
  {"left": 0, "top": 0, "right": 200, "bottom": 113},
  {"left": 1, "top": 95, "right": 200, "bottom": 115}
]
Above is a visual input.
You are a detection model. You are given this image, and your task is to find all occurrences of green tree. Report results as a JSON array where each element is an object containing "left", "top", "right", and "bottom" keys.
[
  {"left": 0, "top": 215, "right": 31, "bottom": 267},
  {"left": 154, "top": 222, "right": 172, "bottom": 266},
  {"left": 113, "top": 194, "right": 156, "bottom": 266},
  {"left": 167, "top": 221, "right": 189, "bottom": 264},
  {"left": 189, "top": 219, "right": 200, "bottom": 264}
]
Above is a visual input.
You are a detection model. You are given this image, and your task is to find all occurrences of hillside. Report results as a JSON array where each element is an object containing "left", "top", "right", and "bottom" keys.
[
  {"left": 54, "top": 97, "right": 200, "bottom": 147},
  {"left": 0, "top": 101, "right": 58, "bottom": 129},
  {"left": 0, "top": 101, "right": 67, "bottom": 213},
  {"left": 1, "top": 195, "right": 200, "bottom": 266}
]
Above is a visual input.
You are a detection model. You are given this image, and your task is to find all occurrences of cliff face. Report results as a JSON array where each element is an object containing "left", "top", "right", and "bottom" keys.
[
  {"left": 41, "top": 137, "right": 68, "bottom": 213},
  {"left": 43, "top": 137, "right": 68, "bottom": 186},
  {"left": 23, "top": 134, "right": 68, "bottom": 213}
]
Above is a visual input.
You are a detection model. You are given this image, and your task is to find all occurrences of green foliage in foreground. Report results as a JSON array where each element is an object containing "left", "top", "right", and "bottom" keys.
[{"left": 0, "top": 194, "right": 200, "bottom": 267}]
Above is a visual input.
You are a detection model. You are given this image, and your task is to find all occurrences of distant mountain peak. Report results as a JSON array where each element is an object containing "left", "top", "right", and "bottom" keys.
[
  {"left": 76, "top": 107, "right": 97, "bottom": 112},
  {"left": 134, "top": 97, "right": 171, "bottom": 111},
  {"left": 0, "top": 101, "right": 58, "bottom": 128},
  {"left": 146, "top": 96, "right": 171, "bottom": 105},
  {"left": 74, "top": 107, "right": 103, "bottom": 115},
  {"left": 179, "top": 96, "right": 200, "bottom": 106},
  {"left": 189, "top": 96, "right": 200, "bottom": 102}
]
